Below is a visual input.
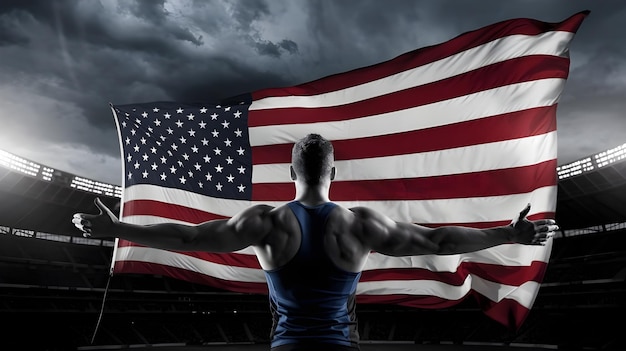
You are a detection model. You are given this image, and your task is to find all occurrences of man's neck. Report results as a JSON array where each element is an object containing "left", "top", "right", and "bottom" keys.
[{"left": 294, "top": 183, "right": 330, "bottom": 207}]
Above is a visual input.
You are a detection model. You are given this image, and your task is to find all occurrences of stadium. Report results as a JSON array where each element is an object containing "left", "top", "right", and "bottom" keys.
[{"left": 1, "top": 142, "right": 625, "bottom": 351}]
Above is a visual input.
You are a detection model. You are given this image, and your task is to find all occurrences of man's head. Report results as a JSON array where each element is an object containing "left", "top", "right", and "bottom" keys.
[{"left": 291, "top": 133, "right": 335, "bottom": 185}]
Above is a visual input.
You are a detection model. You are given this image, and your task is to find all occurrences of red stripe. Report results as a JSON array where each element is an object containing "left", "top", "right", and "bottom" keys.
[
  {"left": 360, "top": 260, "right": 548, "bottom": 287},
  {"left": 112, "top": 260, "right": 268, "bottom": 294},
  {"left": 253, "top": 159, "right": 557, "bottom": 202},
  {"left": 251, "top": 12, "right": 587, "bottom": 101},
  {"left": 252, "top": 105, "right": 558, "bottom": 165},
  {"left": 248, "top": 55, "right": 568, "bottom": 127},
  {"left": 115, "top": 242, "right": 262, "bottom": 269},
  {"left": 122, "top": 200, "right": 229, "bottom": 223},
  {"left": 422, "top": 211, "right": 556, "bottom": 229}
]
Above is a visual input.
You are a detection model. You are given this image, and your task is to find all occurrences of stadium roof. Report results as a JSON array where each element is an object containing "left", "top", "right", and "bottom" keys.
[{"left": 1, "top": 144, "right": 625, "bottom": 235}]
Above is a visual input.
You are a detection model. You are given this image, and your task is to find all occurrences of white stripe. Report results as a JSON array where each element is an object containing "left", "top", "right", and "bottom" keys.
[
  {"left": 364, "top": 240, "right": 552, "bottom": 271},
  {"left": 122, "top": 183, "right": 556, "bottom": 223},
  {"left": 250, "top": 31, "right": 574, "bottom": 111},
  {"left": 249, "top": 78, "right": 564, "bottom": 147},
  {"left": 114, "top": 246, "right": 266, "bottom": 283},
  {"left": 252, "top": 132, "right": 557, "bottom": 183},
  {"left": 356, "top": 276, "right": 539, "bottom": 308}
]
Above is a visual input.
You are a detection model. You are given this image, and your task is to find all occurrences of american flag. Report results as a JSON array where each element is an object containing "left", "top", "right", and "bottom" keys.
[{"left": 110, "top": 11, "right": 588, "bottom": 329}]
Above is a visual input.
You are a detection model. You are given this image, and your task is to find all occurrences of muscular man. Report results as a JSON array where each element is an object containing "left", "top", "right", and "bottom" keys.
[{"left": 73, "top": 133, "right": 558, "bottom": 351}]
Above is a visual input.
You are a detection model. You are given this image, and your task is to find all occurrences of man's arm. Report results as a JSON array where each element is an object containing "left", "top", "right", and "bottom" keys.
[
  {"left": 72, "top": 198, "right": 274, "bottom": 253},
  {"left": 351, "top": 204, "right": 558, "bottom": 257}
]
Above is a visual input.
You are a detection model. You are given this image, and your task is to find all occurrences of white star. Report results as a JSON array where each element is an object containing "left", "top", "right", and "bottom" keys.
[
  {"left": 166, "top": 127, "right": 174, "bottom": 134},
  {"left": 151, "top": 147, "right": 157, "bottom": 154},
  {"left": 182, "top": 153, "right": 190, "bottom": 160},
  {"left": 237, "top": 166, "right": 246, "bottom": 174},
  {"left": 140, "top": 137, "right": 146, "bottom": 145},
  {"left": 210, "top": 113, "right": 218, "bottom": 120},
  {"left": 164, "top": 112, "right": 171, "bottom": 119},
  {"left": 203, "top": 155, "right": 211, "bottom": 163},
  {"left": 224, "top": 138, "right": 232, "bottom": 147},
  {"left": 224, "top": 106, "right": 231, "bottom": 111},
  {"left": 187, "top": 170, "right": 194, "bottom": 177},
  {"left": 200, "top": 107, "right": 207, "bottom": 113},
  {"left": 141, "top": 111, "right": 148, "bottom": 118},
  {"left": 201, "top": 138, "right": 209, "bottom": 146},
  {"left": 171, "top": 143, "right": 178, "bottom": 151},
  {"left": 187, "top": 113, "right": 195, "bottom": 120},
  {"left": 234, "top": 128, "right": 243, "bottom": 137},
  {"left": 237, "top": 184, "right": 246, "bottom": 192},
  {"left": 194, "top": 163, "right": 202, "bottom": 170},
  {"left": 127, "top": 172, "right": 133, "bottom": 179},
  {"left": 151, "top": 163, "right": 158, "bottom": 170},
  {"left": 226, "top": 174, "right": 235, "bottom": 183},
  {"left": 211, "top": 129, "right": 219, "bottom": 137},
  {"left": 234, "top": 110, "right": 242, "bottom": 118},
  {"left": 134, "top": 161, "right": 140, "bottom": 169},
  {"left": 142, "top": 153, "right": 149, "bottom": 161},
  {"left": 160, "top": 156, "right": 167, "bottom": 164},
  {"left": 213, "top": 147, "right": 222, "bottom": 155},
  {"left": 216, "top": 182, "right": 223, "bottom": 191},
  {"left": 154, "top": 119, "right": 161, "bottom": 126},
  {"left": 179, "top": 176, "right": 187, "bottom": 184},
  {"left": 215, "top": 164, "right": 223, "bottom": 173},
  {"left": 131, "top": 129, "right": 136, "bottom": 135},
  {"left": 236, "top": 147, "right": 245, "bottom": 155},
  {"left": 198, "top": 182, "right": 204, "bottom": 188},
  {"left": 125, "top": 137, "right": 131, "bottom": 145},
  {"left": 122, "top": 121, "right": 127, "bottom": 128},
  {"left": 170, "top": 166, "right": 177, "bottom": 174},
  {"left": 160, "top": 172, "right": 167, "bottom": 181},
  {"left": 179, "top": 136, "right": 187, "bottom": 144},
  {"left": 188, "top": 129, "right": 196, "bottom": 137},
  {"left": 221, "top": 120, "right": 230, "bottom": 129},
  {"left": 142, "top": 170, "right": 149, "bottom": 178},
  {"left": 133, "top": 144, "right": 140, "bottom": 152},
  {"left": 199, "top": 121, "right": 207, "bottom": 129},
  {"left": 177, "top": 160, "right": 183, "bottom": 167},
  {"left": 205, "top": 172, "right": 212, "bottom": 181},
  {"left": 225, "top": 156, "right": 234, "bottom": 165},
  {"left": 127, "top": 154, "right": 132, "bottom": 162},
  {"left": 153, "top": 107, "right": 159, "bottom": 112},
  {"left": 175, "top": 120, "right": 184, "bottom": 128},
  {"left": 191, "top": 145, "right": 199, "bottom": 153},
  {"left": 176, "top": 108, "right": 183, "bottom": 114}
]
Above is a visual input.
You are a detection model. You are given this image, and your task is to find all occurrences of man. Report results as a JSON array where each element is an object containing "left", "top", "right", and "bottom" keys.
[{"left": 73, "top": 133, "right": 558, "bottom": 351}]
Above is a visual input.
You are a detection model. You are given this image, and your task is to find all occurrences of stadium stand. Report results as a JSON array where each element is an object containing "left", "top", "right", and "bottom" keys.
[{"left": 1, "top": 144, "right": 625, "bottom": 350}]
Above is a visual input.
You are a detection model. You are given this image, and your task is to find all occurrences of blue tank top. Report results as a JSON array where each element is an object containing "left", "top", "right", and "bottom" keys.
[{"left": 264, "top": 201, "right": 361, "bottom": 348}]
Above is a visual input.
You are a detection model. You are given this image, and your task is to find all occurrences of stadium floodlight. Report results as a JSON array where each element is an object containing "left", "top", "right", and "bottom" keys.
[
  {"left": 0, "top": 148, "right": 122, "bottom": 198},
  {"left": 594, "top": 142, "right": 626, "bottom": 168},
  {"left": 0, "top": 149, "right": 41, "bottom": 177},
  {"left": 557, "top": 142, "right": 626, "bottom": 180}
]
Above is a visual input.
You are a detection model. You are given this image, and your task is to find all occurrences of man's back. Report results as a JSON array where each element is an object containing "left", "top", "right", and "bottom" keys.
[{"left": 262, "top": 201, "right": 361, "bottom": 349}]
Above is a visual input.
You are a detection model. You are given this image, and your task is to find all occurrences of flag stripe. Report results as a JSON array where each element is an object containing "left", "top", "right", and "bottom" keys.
[
  {"left": 252, "top": 105, "right": 557, "bottom": 165},
  {"left": 248, "top": 55, "right": 568, "bottom": 128},
  {"left": 252, "top": 131, "right": 557, "bottom": 183},
  {"left": 253, "top": 159, "right": 557, "bottom": 202},
  {"left": 247, "top": 78, "right": 565, "bottom": 147},
  {"left": 250, "top": 29, "right": 577, "bottom": 104}
]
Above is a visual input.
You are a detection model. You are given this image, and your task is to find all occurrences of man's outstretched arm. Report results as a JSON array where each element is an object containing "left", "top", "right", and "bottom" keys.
[
  {"left": 352, "top": 204, "right": 558, "bottom": 257},
  {"left": 72, "top": 198, "right": 274, "bottom": 253}
]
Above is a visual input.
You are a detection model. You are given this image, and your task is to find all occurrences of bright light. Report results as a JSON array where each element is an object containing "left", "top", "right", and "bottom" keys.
[
  {"left": 0, "top": 149, "right": 41, "bottom": 177},
  {"left": 558, "top": 142, "right": 626, "bottom": 180}
]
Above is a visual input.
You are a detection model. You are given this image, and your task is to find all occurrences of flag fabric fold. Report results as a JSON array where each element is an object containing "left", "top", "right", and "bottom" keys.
[{"left": 110, "top": 11, "right": 588, "bottom": 329}]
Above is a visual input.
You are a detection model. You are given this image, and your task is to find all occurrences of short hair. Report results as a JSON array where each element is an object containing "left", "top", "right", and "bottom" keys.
[{"left": 291, "top": 134, "right": 334, "bottom": 185}]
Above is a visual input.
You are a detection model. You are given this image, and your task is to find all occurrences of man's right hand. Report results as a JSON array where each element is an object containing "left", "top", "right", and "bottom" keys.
[{"left": 72, "top": 198, "right": 118, "bottom": 238}]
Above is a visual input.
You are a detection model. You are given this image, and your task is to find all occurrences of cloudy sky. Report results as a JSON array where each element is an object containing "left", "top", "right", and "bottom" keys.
[{"left": 1, "top": 0, "right": 624, "bottom": 185}]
